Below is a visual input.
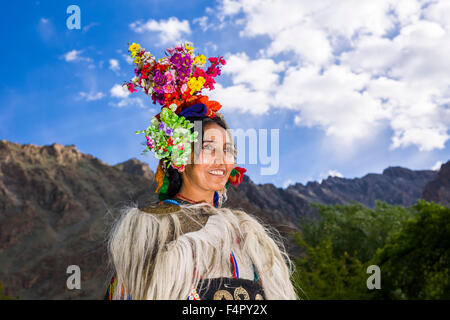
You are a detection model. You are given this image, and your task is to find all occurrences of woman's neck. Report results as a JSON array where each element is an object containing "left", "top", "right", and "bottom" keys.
[{"left": 176, "top": 185, "right": 215, "bottom": 205}]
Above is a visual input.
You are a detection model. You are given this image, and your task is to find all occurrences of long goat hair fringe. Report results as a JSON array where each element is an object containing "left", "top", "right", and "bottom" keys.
[{"left": 107, "top": 202, "right": 299, "bottom": 300}]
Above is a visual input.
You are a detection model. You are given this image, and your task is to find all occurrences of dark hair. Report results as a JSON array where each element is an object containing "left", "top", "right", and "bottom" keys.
[{"left": 166, "top": 113, "right": 229, "bottom": 199}]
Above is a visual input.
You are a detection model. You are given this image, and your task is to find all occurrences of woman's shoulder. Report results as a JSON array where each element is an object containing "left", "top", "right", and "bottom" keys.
[
  {"left": 138, "top": 199, "right": 182, "bottom": 215},
  {"left": 137, "top": 198, "right": 211, "bottom": 234}
]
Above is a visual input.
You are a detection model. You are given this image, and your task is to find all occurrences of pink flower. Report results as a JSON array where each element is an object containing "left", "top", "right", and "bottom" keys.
[
  {"left": 145, "top": 136, "right": 154, "bottom": 149},
  {"left": 163, "top": 83, "right": 175, "bottom": 93},
  {"left": 127, "top": 83, "right": 137, "bottom": 93},
  {"left": 166, "top": 47, "right": 176, "bottom": 55},
  {"left": 180, "top": 83, "right": 188, "bottom": 93},
  {"left": 165, "top": 70, "right": 175, "bottom": 83}
]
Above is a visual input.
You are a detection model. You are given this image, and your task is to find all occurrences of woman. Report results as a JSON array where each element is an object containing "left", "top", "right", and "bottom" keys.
[{"left": 105, "top": 42, "right": 298, "bottom": 300}]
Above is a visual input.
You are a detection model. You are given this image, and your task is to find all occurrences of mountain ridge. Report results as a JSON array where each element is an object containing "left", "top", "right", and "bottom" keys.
[{"left": 0, "top": 139, "right": 447, "bottom": 299}]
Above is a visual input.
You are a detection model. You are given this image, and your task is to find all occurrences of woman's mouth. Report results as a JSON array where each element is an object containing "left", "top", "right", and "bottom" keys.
[{"left": 208, "top": 169, "right": 225, "bottom": 177}]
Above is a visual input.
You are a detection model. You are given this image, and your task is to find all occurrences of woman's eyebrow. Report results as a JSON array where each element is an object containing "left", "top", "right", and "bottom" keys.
[{"left": 203, "top": 140, "right": 234, "bottom": 146}]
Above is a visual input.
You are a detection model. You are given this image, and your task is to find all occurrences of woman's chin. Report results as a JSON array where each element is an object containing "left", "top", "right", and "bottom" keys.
[{"left": 207, "top": 182, "right": 226, "bottom": 191}]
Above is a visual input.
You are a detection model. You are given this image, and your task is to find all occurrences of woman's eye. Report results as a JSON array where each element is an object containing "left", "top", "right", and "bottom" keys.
[
  {"left": 203, "top": 144, "right": 214, "bottom": 151},
  {"left": 225, "top": 147, "right": 234, "bottom": 153}
]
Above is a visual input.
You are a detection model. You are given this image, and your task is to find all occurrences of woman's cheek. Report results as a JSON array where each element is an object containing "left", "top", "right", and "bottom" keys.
[{"left": 201, "top": 151, "right": 214, "bottom": 164}]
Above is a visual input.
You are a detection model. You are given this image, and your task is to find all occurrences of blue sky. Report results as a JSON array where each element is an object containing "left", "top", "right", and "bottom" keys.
[{"left": 1, "top": 0, "right": 449, "bottom": 188}]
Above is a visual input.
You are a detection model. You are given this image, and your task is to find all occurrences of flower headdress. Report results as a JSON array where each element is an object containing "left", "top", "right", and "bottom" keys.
[{"left": 124, "top": 42, "right": 246, "bottom": 203}]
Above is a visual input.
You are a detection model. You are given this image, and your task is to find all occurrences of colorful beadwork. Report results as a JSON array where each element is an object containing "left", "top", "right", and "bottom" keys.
[
  {"left": 187, "top": 287, "right": 201, "bottom": 300},
  {"left": 230, "top": 251, "right": 239, "bottom": 279},
  {"left": 107, "top": 273, "right": 132, "bottom": 300}
]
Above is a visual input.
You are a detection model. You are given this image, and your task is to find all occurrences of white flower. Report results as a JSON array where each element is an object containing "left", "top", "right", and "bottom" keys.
[
  {"left": 143, "top": 52, "right": 152, "bottom": 61},
  {"left": 168, "top": 103, "right": 178, "bottom": 112}
]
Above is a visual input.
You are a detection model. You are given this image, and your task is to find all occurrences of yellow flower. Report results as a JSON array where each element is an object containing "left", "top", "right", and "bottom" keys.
[
  {"left": 185, "top": 43, "right": 194, "bottom": 55},
  {"left": 197, "top": 76, "right": 206, "bottom": 86},
  {"left": 193, "top": 54, "right": 206, "bottom": 65},
  {"left": 134, "top": 56, "right": 141, "bottom": 65},
  {"left": 187, "top": 76, "right": 205, "bottom": 92},
  {"left": 129, "top": 43, "right": 140, "bottom": 53},
  {"left": 187, "top": 78, "right": 197, "bottom": 91}
]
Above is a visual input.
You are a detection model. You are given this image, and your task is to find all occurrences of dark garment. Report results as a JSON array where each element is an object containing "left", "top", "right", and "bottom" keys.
[
  {"left": 104, "top": 276, "right": 266, "bottom": 300},
  {"left": 195, "top": 277, "right": 265, "bottom": 300}
]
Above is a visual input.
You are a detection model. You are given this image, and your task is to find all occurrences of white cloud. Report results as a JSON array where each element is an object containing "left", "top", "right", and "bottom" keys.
[
  {"left": 129, "top": 17, "right": 191, "bottom": 45},
  {"left": 122, "top": 54, "right": 133, "bottom": 65},
  {"left": 317, "top": 169, "right": 344, "bottom": 183},
  {"left": 207, "top": 52, "right": 286, "bottom": 115},
  {"left": 219, "top": 0, "right": 243, "bottom": 17},
  {"left": 108, "top": 97, "right": 145, "bottom": 108},
  {"left": 193, "top": 16, "right": 211, "bottom": 31},
  {"left": 431, "top": 160, "right": 442, "bottom": 171},
  {"left": 209, "top": 83, "right": 272, "bottom": 115},
  {"left": 110, "top": 84, "right": 130, "bottom": 98},
  {"left": 82, "top": 22, "right": 99, "bottom": 33},
  {"left": 109, "top": 84, "right": 146, "bottom": 108},
  {"left": 224, "top": 52, "right": 285, "bottom": 91},
  {"left": 109, "top": 59, "right": 120, "bottom": 71},
  {"left": 282, "top": 179, "right": 294, "bottom": 188},
  {"left": 37, "top": 17, "right": 55, "bottom": 42},
  {"left": 212, "top": 0, "right": 450, "bottom": 152},
  {"left": 63, "top": 50, "right": 80, "bottom": 61},
  {"left": 78, "top": 91, "right": 105, "bottom": 102},
  {"left": 423, "top": 0, "right": 450, "bottom": 31},
  {"left": 62, "top": 49, "right": 92, "bottom": 63},
  {"left": 202, "top": 42, "right": 218, "bottom": 55},
  {"left": 275, "top": 64, "right": 387, "bottom": 146},
  {"left": 264, "top": 24, "right": 333, "bottom": 66},
  {"left": 327, "top": 169, "right": 343, "bottom": 178}
]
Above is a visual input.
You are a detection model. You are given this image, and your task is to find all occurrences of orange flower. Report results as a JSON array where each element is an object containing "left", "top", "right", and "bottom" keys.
[
  {"left": 179, "top": 94, "right": 222, "bottom": 113},
  {"left": 198, "top": 95, "right": 222, "bottom": 112},
  {"left": 155, "top": 94, "right": 223, "bottom": 120},
  {"left": 155, "top": 161, "right": 165, "bottom": 193}
]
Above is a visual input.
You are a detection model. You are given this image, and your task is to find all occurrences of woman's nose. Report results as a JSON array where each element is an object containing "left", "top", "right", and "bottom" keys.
[{"left": 214, "top": 147, "right": 224, "bottom": 164}]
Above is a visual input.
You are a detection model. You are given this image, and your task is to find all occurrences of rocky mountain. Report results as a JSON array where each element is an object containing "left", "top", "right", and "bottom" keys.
[
  {"left": 422, "top": 161, "right": 450, "bottom": 207},
  {"left": 287, "top": 166, "right": 438, "bottom": 209},
  {"left": 0, "top": 140, "right": 158, "bottom": 300},
  {"left": 0, "top": 139, "right": 446, "bottom": 299}
]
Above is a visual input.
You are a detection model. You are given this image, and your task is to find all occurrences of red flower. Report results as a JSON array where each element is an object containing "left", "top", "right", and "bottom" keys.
[
  {"left": 228, "top": 167, "right": 247, "bottom": 186},
  {"left": 208, "top": 56, "right": 226, "bottom": 66}
]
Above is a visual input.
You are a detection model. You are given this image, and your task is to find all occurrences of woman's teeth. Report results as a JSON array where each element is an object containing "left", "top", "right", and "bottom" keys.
[{"left": 209, "top": 170, "right": 225, "bottom": 176}]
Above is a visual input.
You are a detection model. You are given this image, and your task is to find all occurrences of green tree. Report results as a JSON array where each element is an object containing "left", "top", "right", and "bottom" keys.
[
  {"left": 371, "top": 200, "right": 450, "bottom": 299},
  {"left": 292, "top": 233, "right": 375, "bottom": 300},
  {"left": 299, "top": 200, "right": 416, "bottom": 263},
  {"left": 292, "top": 199, "right": 449, "bottom": 299}
]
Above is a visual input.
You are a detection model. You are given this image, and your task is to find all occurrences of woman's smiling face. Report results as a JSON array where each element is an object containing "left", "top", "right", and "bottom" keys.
[{"left": 181, "top": 122, "right": 236, "bottom": 192}]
